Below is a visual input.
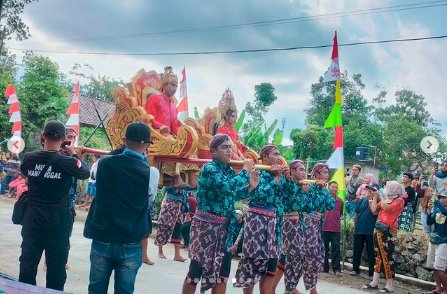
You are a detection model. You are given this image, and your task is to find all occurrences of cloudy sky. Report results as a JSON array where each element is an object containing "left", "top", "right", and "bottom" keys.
[{"left": 5, "top": 0, "right": 447, "bottom": 143}]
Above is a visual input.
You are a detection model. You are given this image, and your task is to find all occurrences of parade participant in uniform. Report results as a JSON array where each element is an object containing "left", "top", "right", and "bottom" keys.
[
  {"left": 145, "top": 66, "right": 197, "bottom": 188},
  {"left": 299, "top": 163, "right": 335, "bottom": 294},
  {"left": 234, "top": 144, "right": 289, "bottom": 294},
  {"left": 155, "top": 185, "right": 189, "bottom": 262},
  {"left": 182, "top": 134, "right": 257, "bottom": 294},
  {"left": 84, "top": 122, "right": 153, "bottom": 294},
  {"left": 19, "top": 121, "right": 90, "bottom": 291},
  {"left": 272, "top": 159, "right": 313, "bottom": 294},
  {"left": 215, "top": 88, "right": 244, "bottom": 160}
]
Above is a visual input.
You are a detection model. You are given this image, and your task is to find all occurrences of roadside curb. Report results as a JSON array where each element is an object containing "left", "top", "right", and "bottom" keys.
[{"left": 342, "top": 262, "right": 436, "bottom": 291}]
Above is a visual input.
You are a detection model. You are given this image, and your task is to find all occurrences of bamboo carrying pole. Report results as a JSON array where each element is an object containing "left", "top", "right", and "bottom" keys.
[{"left": 80, "top": 147, "right": 274, "bottom": 170}]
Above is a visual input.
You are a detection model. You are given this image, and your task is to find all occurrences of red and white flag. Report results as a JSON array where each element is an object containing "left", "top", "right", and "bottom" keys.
[
  {"left": 322, "top": 31, "right": 340, "bottom": 83},
  {"left": 65, "top": 82, "right": 80, "bottom": 146},
  {"left": 4, "top": 84, "right": 22, "bottom": 138},
  {"left": 177, "top": 67, "right": 189, "bottom": 121}
]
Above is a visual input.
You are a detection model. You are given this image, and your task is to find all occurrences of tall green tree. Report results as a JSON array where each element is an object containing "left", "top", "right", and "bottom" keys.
[
  {"left": 18, "top": 54, "right": 68, "bottom": 150},
  {"left": 0, "top": 0, "right": 38, "bottom": 55},
  {"left": 291, "top": 72, "right": 382, "bottom": 161},
  {"left": 374, "top": 89, "right": 444, "bottom": 177},
  {"left": 82, "top": 74, "right": 125, "bottom": 102},
  {"left": 241, "top": 82, "right": 277, "bottom": 138}
]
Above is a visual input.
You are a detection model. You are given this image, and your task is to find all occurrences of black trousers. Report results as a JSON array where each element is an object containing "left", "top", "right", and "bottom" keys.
[
  {"left": 19, "top": 227, "right": 70, "bottom": 291},
  {"left": 353, "top": 233, "right": 375, "bottom": 276},
  {"left": 323, "top": 231, "right": 341, "bottom": 272}
]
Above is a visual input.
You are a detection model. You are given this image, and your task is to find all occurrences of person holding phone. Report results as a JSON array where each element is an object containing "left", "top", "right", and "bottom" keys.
[
  {"left": 19, "top": 121, "right": 90, "bottom": 290},
  {"left": 350, "top": 183, "right": 379, "bottom": 277}
]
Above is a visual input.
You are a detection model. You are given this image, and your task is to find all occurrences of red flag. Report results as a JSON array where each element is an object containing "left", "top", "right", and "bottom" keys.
[
  {"left": 74, "top": 82, "right": 80, "bottom": 97},
  {"left": 12, "top": 121, "right": 22, "bottom": 132},
  {"left": 331, "top": 31, "right": 338, "bottom": 60},
  {"left": 8, "top": 102, "right": 20, "bottom": 114},
  {"left": 333, "top": 126, "right": 344, "bottom": 148},
  {"left": 66, "top": 102, "right": 80, "bottom": 115},
  {"left": 4, "top": 84, "right": 15, "bottom": 97}
]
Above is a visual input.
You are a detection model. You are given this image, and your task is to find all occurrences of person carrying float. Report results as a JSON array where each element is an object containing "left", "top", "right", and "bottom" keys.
[
  {"left": 182, "top": 134, "right": 258, "bottom": 294},
  {"left": 233, "top": 144, "right": 289, "bottom": 294},
  {"left": 298, "top": 163, "right": 335, "bottom": 294},
  {"left": 272, "top": 159, "right": 314, "bottom": 294}
]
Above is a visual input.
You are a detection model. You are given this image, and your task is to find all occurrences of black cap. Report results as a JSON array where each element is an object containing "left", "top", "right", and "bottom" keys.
[
  {"left": 43, "top": 121, "right": 66, "bottom": 140},
  {"left": 125, "top": 122, "right": 151, "bottom": 144},
  {"left": 366, "top": 183, "right": 380, "bottom": 191}
]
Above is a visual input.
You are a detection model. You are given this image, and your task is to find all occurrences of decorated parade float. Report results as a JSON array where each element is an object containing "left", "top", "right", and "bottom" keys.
[{"left": 83, "top": 66, "right": 276, "bottom": 186}]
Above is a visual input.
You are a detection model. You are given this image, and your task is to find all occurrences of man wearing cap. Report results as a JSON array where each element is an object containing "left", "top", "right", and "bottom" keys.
[
  {"left": 18, "top": 121, "right": 90, "bottom": 291},
  {"left": 350, "top": 183, "right": 379, "bottom": 277},
  {"left": 84, "top": 122, "right": 153, "bottom": 294},
  {"left": 398, "top": 172, "right": 416, "bottom": 232},
  {"left": 182, "top": 134, "right": 257, "bottom": 294}
]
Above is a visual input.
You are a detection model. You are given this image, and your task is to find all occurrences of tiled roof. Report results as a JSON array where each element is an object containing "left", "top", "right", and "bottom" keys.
[{"left": 66, "top": 93, "right": 115, "bottom": 127}]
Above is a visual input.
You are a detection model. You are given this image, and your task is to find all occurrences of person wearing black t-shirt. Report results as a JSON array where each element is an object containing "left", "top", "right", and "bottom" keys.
[
  {"left": 18, "top": 121, "right": 90, "bottom": 291},
  {"left": 398, "top": 172, "right": 416, "bottom": 232},
  {"left": 84, "top": 122, "right": 152, "bottom": 294}
]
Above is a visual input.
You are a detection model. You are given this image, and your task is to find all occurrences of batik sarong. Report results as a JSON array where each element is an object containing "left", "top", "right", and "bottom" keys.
[
  {"left": 299, "top": 212, "right": 324, "bottom": 291},
  {"left": 397, "top": 204, "right": 414, "bottom": 232},
  {"left": 186, "top": 211, "right": 229, "bottom": 293},
  {"left": 155, "top": 198, "right": 183, "bottom": 245},
  {"left": 282, "top": 212, "right": 305, "bottom": 293},
  {"left": 373, "top": 230, "right": 396, "bottom": 279},
  {"left": 233, "top": 207, "right": 279, "bottom": 288}
]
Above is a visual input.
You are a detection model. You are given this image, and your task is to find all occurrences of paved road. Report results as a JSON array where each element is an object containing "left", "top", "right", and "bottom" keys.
[{"left": 0, "top": 197, "right": 370, "bottom": 293}]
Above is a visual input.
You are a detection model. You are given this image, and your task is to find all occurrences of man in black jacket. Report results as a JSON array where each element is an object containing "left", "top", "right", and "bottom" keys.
[
  {"left": 19, "top": 121, "right": 90, "bottom": 291},
  {"left": 84, "top": 122, "right": 152, "bottom": 294}
]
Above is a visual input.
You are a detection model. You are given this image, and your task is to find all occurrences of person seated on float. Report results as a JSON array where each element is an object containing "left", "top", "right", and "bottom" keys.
[
  {"left": 145, "top": 66, "right": 197, "bottom": 188},
  {"left": 214, "top": 88, "right": 245, "bottom": 160}
]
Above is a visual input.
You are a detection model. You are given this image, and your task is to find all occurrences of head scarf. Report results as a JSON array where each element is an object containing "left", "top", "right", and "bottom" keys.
[
  {"left": 311, "top": 163, "right": 329, "bottom": 179},
  {"left": 385, "top": 180, "right": 405, "bottom": 199},
  {"left": 289, "top": 159, "right": 305, "bottom": 170},
  {"left": 259, "top": 144, "right": 278, "bottom": 160},
  {"left": 209, "top": 134, "right": 230, "bottom": 150},
  {"left": 364, "top": 173, "right": 377, "bottom": 185}
]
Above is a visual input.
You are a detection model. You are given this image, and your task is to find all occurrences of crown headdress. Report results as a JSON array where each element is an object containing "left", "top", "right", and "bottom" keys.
[
  {"left": 161, "top": 66, "right": 178, "bottom": 84},
  {"left": 217, "top": 88, "right": 237, "bottom": 122}
]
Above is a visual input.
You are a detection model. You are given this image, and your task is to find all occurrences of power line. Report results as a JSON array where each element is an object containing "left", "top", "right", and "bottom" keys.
[
  {"left": 8, "top": 35, "right": 447, "bottom": 56},
  {"left": 19, "top": 0, "right": 447, "bottom": 45}
]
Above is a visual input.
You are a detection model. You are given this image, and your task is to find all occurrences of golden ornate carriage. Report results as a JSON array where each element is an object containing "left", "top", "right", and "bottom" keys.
[{"left": 106, "top": 68, "right": 261, "bottom": 166}]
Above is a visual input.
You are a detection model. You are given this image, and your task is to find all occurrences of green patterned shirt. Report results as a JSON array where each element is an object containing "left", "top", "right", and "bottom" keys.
[{"left": 196, "top": 159, "right": 250, "bottom": 219}]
